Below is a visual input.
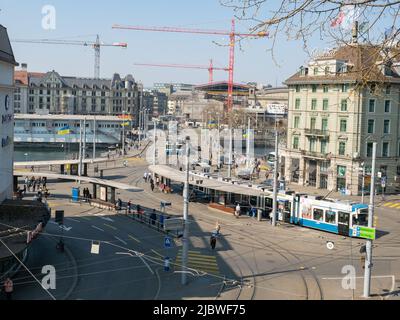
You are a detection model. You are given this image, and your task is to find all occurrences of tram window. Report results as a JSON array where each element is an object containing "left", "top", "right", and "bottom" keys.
[
  {"left": 353, "top": 210, "right": 369, "bottom": 226},
  {"left": 325, "top": 210, "right": 336, "bottom": 224},
  {"left": 313, "top": 208, "right": 324, "bottom": 221},
  {"left": 338, "top": 212, "right": 349, "bottom": 224}
]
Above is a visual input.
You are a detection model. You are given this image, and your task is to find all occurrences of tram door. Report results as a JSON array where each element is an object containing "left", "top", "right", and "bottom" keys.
[{"left": 338, "top": 211, "right": 350, "bottom": 236}]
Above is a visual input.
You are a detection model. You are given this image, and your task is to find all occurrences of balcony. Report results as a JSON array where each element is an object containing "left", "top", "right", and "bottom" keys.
[
  {"left": 300, "top": 149, "right": 331, "bottom": 160},
  {"left": 304, "top": 128, "right": 330, "bottom": 138}
]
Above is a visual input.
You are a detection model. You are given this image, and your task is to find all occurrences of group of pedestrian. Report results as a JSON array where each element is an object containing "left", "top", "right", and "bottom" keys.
[
  {"left": 82, "top": 188, "right": 92, "bottom": 201},
  {"left": 25, "top": 176, "right": 47, "bottom": 193},
  {"left": 143, "top": 171, "right": 152, "bottom": 183}
]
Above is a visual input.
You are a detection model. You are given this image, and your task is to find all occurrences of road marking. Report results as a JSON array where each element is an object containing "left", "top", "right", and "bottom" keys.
[
  {"left": 66, "top": 217, "right": 80, "bottom": 223},
  {"left": 128, "top": 235, "right": 141, "bottom": 243},
  {"left": 100, "top": 217, "right": 114, "bottom": 222},
  {"left": 80, "top": 216, "right": 92, "bottom": 221},
  {"left": 389, "top": 203, "right": 399, "bottom": 208},
  {"left": 322, "top": 275, "right": 395, "bottom": 280},
  {"left": 103, "top": 223, "right": 117, "bottom": 230},
  {"left": 91, "top": 225, "right": 104, "bottom": 232},
  {"left": 393, "top": 203, "right": 400, "bottom": 208},
  {"left": 114, "top": 236, "right": 128, "bottom": 245},
  {"left": 175, "top": 250, "right": 219, "bottom": 275}
]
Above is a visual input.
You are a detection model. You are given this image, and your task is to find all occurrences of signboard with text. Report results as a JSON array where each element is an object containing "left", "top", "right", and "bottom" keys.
[{"left": 353, "top": 226, "right": 376, "bottom": 240}]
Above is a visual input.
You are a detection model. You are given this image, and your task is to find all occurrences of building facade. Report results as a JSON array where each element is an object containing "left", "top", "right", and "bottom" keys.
[
  {"left": 282, "top": 44, "right": 400, "bottom": 195},
  {"left": 14, "top": 66, "right": 142, "bottom": 126},
  {"left": 0, "top": 25, "right": 18, "bottom": 203}
]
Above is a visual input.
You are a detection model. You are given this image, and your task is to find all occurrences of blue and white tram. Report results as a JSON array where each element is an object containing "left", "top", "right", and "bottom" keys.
[
  {"left": 258, "top": 192, "right": 369, "bottom": 237},
  {"left": 292, "top": 195, "right": 369, "bottom": 237}
]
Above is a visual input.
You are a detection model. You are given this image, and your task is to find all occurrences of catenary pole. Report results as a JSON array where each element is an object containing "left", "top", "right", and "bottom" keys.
[
  {"left": 93, "top": 116, "right": 96, "bottom": 163},
  {"left": 271, "top": 116, "right": 279, "bottom": 227},
  {"left": 153, "top": 120, "right": 157, "bottom": 165},
  {"left": 78, "top": 119, "right": 83, "bottom": 177},
  {"left": 228, "top": 128, "right": 233, "bottom": 179},
  {"left": 182, "top": 136, "right": 190, "bottom": 285},
  {"left": 363, "top": 142, "right": 377, "bottom": 298}
]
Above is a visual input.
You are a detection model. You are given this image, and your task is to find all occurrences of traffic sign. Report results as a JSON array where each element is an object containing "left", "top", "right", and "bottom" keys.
[
  {"left": 164, "top": 236, "right": 172, "bottom": 248},
  {"left": 354, "top": 226, "right": 376, "bottom": 240}
]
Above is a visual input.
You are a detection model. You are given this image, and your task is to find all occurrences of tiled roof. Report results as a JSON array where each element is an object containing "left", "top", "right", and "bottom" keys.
[
  {"left": 0, "top": 25, "right": 18, "bottom": 66},
  {"left": 285, "top": 44, "right": 400, "bottom": 85}
]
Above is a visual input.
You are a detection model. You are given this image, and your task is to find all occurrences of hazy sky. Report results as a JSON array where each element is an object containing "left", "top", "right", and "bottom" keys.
[{"left": 0, "top": 0, "right": 374, "bottom": 87}]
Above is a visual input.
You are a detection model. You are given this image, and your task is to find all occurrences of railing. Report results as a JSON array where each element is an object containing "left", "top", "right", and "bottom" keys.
[{"left": 304, "top": 128, "right": 329, "bottom": 137}]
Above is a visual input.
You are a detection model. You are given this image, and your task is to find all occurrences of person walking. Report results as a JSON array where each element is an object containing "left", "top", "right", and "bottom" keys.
[
  {"left": 127, "top": 201, "right": 132, "bottom": 214},
  {"left": 3, "top": 278, "right": 13, "bottom": 300},
  {"left": 150, "top": 181, "right": 155, "bottom": 192},
  {"left": 215, "top": 221, "right": 221, "bottom": 235},
  {"left": 143, "top": 172, "right": 148, "bottom": 182},
  {"left": 235, "top": 203, "right": 241, "bottom": 219},
  {"left": 210, "top": 235, "right": 217, "bottom": 250}
]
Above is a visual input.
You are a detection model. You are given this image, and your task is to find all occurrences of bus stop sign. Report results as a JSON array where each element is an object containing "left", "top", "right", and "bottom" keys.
[{"left": 354, "top": 226, "right": 376, "bottom": 240}]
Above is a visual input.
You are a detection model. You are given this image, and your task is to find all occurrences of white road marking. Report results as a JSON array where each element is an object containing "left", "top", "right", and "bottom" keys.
[
  {"left": 66, "top": 217, "right": 80, "bottom": 223},
  {"left": 100, "top": 217, "right": 114, "bottom": 222},
  {"left": 91, "top": 225, "right": 105, "bottom": 232},
  {"left": 114, "top": 236, "right": 128, "bottom": 245}
]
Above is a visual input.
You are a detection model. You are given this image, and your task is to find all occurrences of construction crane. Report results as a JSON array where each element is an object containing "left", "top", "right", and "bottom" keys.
[
  {"left": 12, "top": 35, "right": 127, "bottom": 79},
  {"left": 113, "top": 20, "right": 268, "bottom": 111},
  {"left": 134, "top": 59, "right": 229, "bottom": 84}
]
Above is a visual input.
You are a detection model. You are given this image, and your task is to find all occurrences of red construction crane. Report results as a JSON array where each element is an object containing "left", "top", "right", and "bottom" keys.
[
  {"left": 112, "top": 20, "right": 268, "bottom": 111},
  {"left": 12, "top": 35, "right": 127, "bottom": 79},
  {"left": 134, "top": 59, "right": 229, "bottom": 84}
]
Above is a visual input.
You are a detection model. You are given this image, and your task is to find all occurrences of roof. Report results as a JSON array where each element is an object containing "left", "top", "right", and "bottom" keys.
[
  {"left": 13, "top": 171, "right": 143, "bottom": 192},
  {"left": 285, "top": 44, "right": 400, "bottom": 85},
  {"left": 0, "top": 25, "right": 18, "bottom": 66}
]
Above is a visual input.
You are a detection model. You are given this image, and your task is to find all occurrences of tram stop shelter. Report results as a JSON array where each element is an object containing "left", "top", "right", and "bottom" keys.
[{"left": 13, "top": 171, "right": 143, "bottom": 208}]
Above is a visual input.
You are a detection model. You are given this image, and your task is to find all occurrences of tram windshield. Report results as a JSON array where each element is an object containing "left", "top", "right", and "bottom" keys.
[{"left": 352, "top": 209, "right": 369, "bottom": 227}]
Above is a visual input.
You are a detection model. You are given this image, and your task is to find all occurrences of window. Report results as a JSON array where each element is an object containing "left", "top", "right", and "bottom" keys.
[
  {"left": 341, "top": 84, "right": 349, "bottom": 92},
  {"left": 367, "top": 142, "right": 373, "bottom": 157},
  {"left": 294, "top": 116, "right": 300, "bottom": 128},
  {"left": 321, "top": 140, "right": 328, "bottom": 154},
  {"left": 367, "top": 119, "right": 375, "bottom": 134},
  {"left": 323, "top": 99, "right": 329, "bottom": 111},
  {"left": 309, "top": 138, "right": 316, "bottom": 152},
  {"left": 311, "top": 99, "right": 317, "bottom": 110},
  {"left": 384, "top": 120, "right": 390, "bottom": 134},
  {"left": 340, "top": 119, "right": 347, "bottom": 132},
  {"left": 341, "top": 99, "right": 348, "bottom": 111},
  {"left": 293, "top": 136, "right": 299, "bottom": 150},
  {"left": 321, "top": 118, "right": 328, "bottom": 132},
  {"left": 386, "top": 86, "right": 391, "bottom": 95},
  {"left": 382, "top": 142, "right": 389, "bottom": 157},
  {"left": 339, "top": 141, "right": 346, "bottom": 156},
  {"left": 325, "top": 66, "right": 330, "bottom": 75},
  {"left": 310, "top": 118, "right": 316, "bottom": 130},
  {"left": 385, "top": 100, "right": 391, "bottom": 113},
  {"left": 323, "top": 85, "right": 329, "bottom": 93},
  {"left": 313, "top": 68, "right": 318, "bottom": 75},
  {"left": 313, "top": 208, "right": 324, "bottom": 221},
  {"left": 325, "top": 211, "right": 336, "bottom": 224},
  {"left": 312, "top": 85, "right": 317, "bottom": 92},
  {"left": 295, "top": 98, "right": 301, "bottom": 109},
  {"left": 368, "top": 100, "right": 375, "bottom": 112}
]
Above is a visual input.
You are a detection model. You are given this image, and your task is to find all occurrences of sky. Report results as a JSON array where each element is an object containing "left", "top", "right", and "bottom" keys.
[{"left": 0, "top": 0, "right": 375, "bottom": 88}]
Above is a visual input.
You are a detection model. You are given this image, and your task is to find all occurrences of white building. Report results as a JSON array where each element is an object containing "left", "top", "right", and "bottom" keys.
[
  {"left": 0, "top": 25, "right": 18, "bottom": 203},
  {"left": 282, "top": 43, "right": 400, "bottom": 195}
]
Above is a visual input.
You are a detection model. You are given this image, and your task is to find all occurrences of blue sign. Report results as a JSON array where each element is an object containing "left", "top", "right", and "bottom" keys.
[
  {"left": 164, "top": 236, "right": 172, "bottom": 248},
  {"left": 164, "top": 257, "right": 170, "bottom": 272}
]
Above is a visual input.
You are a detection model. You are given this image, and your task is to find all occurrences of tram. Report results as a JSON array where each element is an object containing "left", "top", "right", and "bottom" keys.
[{"left": 257, "top": 192, "right": 369, "bottom": 237}]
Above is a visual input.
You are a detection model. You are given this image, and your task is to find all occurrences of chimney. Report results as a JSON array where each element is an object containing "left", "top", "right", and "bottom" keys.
[
  {"left": 21, "top": 63, "right": 28, "bottom": 71},
  {"left": 352, "top": 21, "right": 359, "bottom": 44}
]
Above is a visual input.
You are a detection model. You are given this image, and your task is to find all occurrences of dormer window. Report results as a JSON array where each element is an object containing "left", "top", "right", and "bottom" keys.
[{"left": 325, "top": 66, "right": 330, "bottom": 75}]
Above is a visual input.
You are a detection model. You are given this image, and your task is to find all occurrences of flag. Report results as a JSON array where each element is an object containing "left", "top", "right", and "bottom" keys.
[
  {"left": 58, "top": 126, "right": 70, "bottom": 135},
  {"left": 331, "top": 11, "right": 345, "bottom": 28},
  {"left": 121, "top": 121, "right": 130, "bottom": 127}
]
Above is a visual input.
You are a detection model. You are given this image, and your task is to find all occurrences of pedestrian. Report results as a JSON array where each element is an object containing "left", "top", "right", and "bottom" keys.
[
  {"left": 150, "top": 209, "right": 157, "bottom": 225},
  {"left": 150, "top": 182, "right": 155, "bottom": 192},
  {"left": 210, "top": 235, "right": 217, "bottom": 250},
  {"left": 127, "top": 201, "right": 132, "bottom": 214},
  {"left": 3, "top": 278, "right": 13, "bottom": 301},
  {"left": 215, "top": 221, "right": 221, "bottom": 235},
  {"left": 117, "top": 198, "right": 122, "bottom": 211},
  {"left": 235, "top": 203, "right": 241, "bottom": 219},
  {"left": 143, "top": 172, "right": 148, "bottom": 182},
  {"left": 24, "top": 176, "right": 28, "bottom": 187}
]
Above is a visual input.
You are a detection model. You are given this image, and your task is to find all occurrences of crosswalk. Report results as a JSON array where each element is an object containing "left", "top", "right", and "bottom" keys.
[
  {"left": 174, "top": 250, "right": 219, "bottom": 275},
  {"left": 382, "top": 201, "right": 400, "bottom": 210}
]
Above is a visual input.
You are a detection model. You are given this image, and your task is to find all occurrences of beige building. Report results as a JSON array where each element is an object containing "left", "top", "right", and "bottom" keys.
[{"left": 282, "top": 44, "right": 400, "bottom": 195}]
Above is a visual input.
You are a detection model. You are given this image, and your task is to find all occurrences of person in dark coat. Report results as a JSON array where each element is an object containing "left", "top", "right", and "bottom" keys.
[{"left": 210, "top": 235, "right": 217, "bottom": 250}]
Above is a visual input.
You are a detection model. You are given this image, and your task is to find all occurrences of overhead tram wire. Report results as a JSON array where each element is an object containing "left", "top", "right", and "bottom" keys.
[{"left": 0, "top": 237, "right": 57, "bottom": 300}]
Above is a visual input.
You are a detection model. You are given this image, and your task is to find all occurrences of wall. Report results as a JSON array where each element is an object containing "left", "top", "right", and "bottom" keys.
[{"left": 0, "top": 61, "right": 14, "bottom": 203}]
